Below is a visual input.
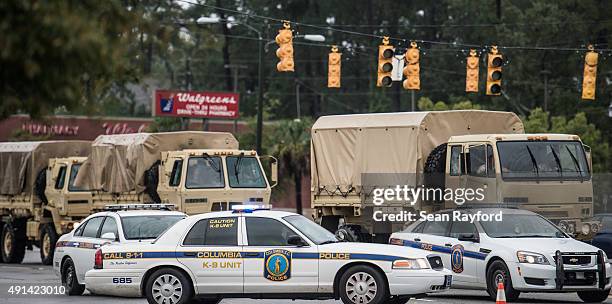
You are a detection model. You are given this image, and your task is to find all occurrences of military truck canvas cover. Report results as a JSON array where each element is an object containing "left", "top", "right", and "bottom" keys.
[
  {"left": 75, "top": 131, "right": 239, "bottom": 193},
  {"left": 311, "top": 110, "right": 524, "bottom": 194},
  {"left": 0, "top": 141, "right": 91, "bottom": 195}
]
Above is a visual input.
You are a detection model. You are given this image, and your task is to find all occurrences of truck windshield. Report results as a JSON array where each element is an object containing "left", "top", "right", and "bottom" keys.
[
  {"left": 497, "top": 141, "right": 590, "bottom": 181},
  {"left": 121, "top": 215, "right": 185, "bottom": 240},
  {"left": 185, "top": 156, "right": 224, "bottom": 189},
  {"left": 480, "top": 214, "right": 567, "bottom": 238},
  {"left": 68, "top": 164, "right": 89, "bottom": 192},
  {"left": 226, "top": 156, "right": 267, "bottom": 188},
  {"left": 284, "top": 215, "right": 340, "bottom": 245}
]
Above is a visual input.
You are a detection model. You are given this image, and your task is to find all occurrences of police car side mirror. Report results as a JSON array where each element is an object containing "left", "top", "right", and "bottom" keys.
[
  {"left": 458, "top": 233, "right": 479, "bottom": 243},
  {"left": 101, "top": 232, "right": 118, "bottom": 242},
  {"left": 287, "top": 235, "right": 307, "bottom": 247}
]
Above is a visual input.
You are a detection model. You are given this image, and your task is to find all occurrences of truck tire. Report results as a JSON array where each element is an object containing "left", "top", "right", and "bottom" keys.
[
  {"left": 1, "top": 221, "right": 26, "bottom": 264},
  {"left": 424, "top": 143, "right": 447, "bottom": 203},
  {"left": 144, "top": 162, "right": 161, "bottom": 204},
  {"left": 34, "top": 169, "right": 48, "bottom": 204},
  {"left": 577, "top": 288, "right": 611, "bottom": 303},
  {"left": 39, "top": 223, "right": 58, "bottom": 265},
  {"left": 486, "top": 260, "right": 520, "bottom": 302},
  {"left": 339, "top": 265, "right": 388, "bottom": 304},
  {"left": 335, "top": 225, "right": 362, "bottom": 242}
]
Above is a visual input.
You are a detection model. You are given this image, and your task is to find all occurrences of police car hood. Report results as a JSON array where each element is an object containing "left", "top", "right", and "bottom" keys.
[
  {"left": 319, "top": 242, "right": 432, "bottom": 259},
  {"left": 488, "top": 237, "right": 600, "bottom": 255}
]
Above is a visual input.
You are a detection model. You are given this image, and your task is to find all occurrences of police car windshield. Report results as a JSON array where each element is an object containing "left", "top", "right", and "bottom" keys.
[
  {"left": 121, "top": 215, "right": 185, "bottom": 240},
  {"left": 283, "top": 215, "right": 339, "bottom": 245},
  {"left": 480, "top": 214, "right": 567, "bottom": 238}
]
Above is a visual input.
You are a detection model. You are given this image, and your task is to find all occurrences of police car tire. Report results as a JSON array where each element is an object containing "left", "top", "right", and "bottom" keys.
[
  {"left": 486, "top": 260, "right": 520, "bottom": 302},
  {"left": 145, "top": 268, "right": 193, "bottom": 304},
  {"left": 39, "top": 223, "right": 58, "bottom": 265},
  {"left": 339, "top": 265, "right": 388, "bottom": 304},
  {"left": 1, "top": 221, "right": 26, "bottom": 264},
  {"left": 577, "top": 288, "right": 611, "bottom": 303},
  {"left": 62, "top": 258, "right": 85, "bottom": 295}
]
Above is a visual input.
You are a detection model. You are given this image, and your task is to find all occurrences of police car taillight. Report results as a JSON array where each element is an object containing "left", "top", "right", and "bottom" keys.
[{"left": 94, "top": 249, "right": 103, "bottom": 269}]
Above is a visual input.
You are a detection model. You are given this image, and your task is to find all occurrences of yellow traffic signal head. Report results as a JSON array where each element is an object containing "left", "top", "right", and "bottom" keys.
[
  {"left": 582, "top": 45, "right": 598, "bottom": 100},
  {"left": 328, "top": 46, "right": 341, "bottom": 88},
  {"left": 465, "top": 49, "right": 479, "bottom": 93},
  {"left": 402, "top": 41, "right": 420, "bottom": 90},
  {"left": 275, "top": 22, "right": 294, "bottom": 72},
  {"left": 486, "top": 46, "right": 502, "bottom": 96},
  {"left": 377, "top": 41, "right": 394, "bottom": 87}
]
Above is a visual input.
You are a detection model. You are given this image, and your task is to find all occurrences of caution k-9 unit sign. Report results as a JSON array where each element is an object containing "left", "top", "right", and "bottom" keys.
[{"left": 154, "top": 89, "right": 239, "bottom": 119}]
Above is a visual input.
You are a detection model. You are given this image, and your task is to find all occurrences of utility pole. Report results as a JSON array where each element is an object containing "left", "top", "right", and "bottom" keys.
[
  {"left": 295, "top": 82, "right": 301, "bottom": 119},
  {"left": 411, "top": 90, "right": 415, "bottom": 111},
  {"left": 183, "top": 57, "right": 193, "bottom": 131},
  {"left": 255, "top": 25, "right": 264, "bottom": 155},
  {"left": 541, "top": 70, "right": 551, "bottom": 112},
  {"left": 224, "top": 64, "right": 248, "bottom": 133}
]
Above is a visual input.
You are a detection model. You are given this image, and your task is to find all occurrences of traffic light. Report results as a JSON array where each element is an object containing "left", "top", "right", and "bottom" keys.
[
  {"left": 486, "top": 46, "right": 503, "bottom": 96},
  {"left": 328, "top": 46, "right": 341, "bottom": 88},
  {"left": 377, "top": 37, "right": 394, "bottom": 87},
  {"left": 403, "top": 41, "right": 420, "bottom": 90},
  {"left": 275, "top": 22, "right": 294, "bottom": 72},
  {"left": 582, "top": 45, "right": 598, "bottom": 100},
  {"left": 466, "top": 49, "right": 479, "bottom": 93}
]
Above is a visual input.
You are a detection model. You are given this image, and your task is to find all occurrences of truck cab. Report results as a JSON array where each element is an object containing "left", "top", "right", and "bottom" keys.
[
  {"left": 440, "top": 133, "right": 595, "bottom": 238},
  {"left": 157, "top": 149, "right": 277, "bottom": 214}
]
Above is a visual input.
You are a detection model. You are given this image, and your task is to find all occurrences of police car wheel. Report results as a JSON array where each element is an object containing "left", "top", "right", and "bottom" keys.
[
  {"left": 339, "top": 265, "right": 388, "bottom": 304},
  {"left": 486, "top": 260, "right": 520, "bottom": 302},
  {"left": 62, "top": 258, "right": 85, "bottom": 295},
  {"left": 577, "top": 288, "right": 611, "bottom": 303},
  {"left": 145, "top": 268, "right": 193, "bottom": 304}
]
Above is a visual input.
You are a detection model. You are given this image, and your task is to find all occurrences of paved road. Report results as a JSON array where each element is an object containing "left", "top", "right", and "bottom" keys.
[{"left": 1, "top": 249, "right": 610, "bottom": 304}]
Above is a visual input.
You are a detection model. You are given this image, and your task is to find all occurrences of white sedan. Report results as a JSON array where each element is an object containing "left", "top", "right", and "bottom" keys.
[
  {"left": 53, "top": 205, "right": 186, "bottom": 295},
  {"left": 390, "top": 207, "right": 612, "bottom": 303},
  {"left": 85, "top": 207, "right": 452, "bottom": 304}
]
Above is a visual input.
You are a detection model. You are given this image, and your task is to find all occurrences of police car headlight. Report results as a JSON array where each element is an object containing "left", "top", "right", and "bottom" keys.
[
  {"left": 392, "top": 259, "right": 429, "bottom": 269},
  {"left": 517, "top": 251, "right": 549, "bottom": 265}
]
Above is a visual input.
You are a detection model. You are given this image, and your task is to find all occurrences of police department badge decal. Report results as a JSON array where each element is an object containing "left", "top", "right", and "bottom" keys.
[
  {"left": 264, "top": 249, "right": 291, "bottom": 281},
  {"left": 451, "top": 244, "right": 464, "bottom": 273}
]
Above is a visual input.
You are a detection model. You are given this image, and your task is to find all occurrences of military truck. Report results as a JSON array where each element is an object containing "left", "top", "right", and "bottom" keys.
[
  {"left": 0, "top": 141, "right": 91, "bottom": 264},
  {"left": 0, "top": 132, "right": 277, "bottom": 265},
  {"left": 311, "top": 111, "right": 594, "bottom": 242}
]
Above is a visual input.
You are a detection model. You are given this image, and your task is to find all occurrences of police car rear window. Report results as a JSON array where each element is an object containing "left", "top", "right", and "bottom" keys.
[{"left": 183, "top": 217, "right": 238, "bottom": 246}]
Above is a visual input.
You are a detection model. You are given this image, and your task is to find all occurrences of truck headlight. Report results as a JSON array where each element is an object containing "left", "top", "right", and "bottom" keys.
[
  {"left": 517, "top": 251, "right": 549, "bottom": 265},
  {"left": 392, "top": 258, "right": 429, "bottom": 269}
]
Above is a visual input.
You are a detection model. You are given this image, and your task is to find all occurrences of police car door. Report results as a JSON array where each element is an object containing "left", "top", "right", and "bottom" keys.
[
  {"left": 178, "top": 216, "right": 243, "bottom": 294},
  {"left": 242, "top": 216, "right": 318, "bottom": 293},
  {"left": 448, "top": 218, "right": 481, "bottom": 286},
  {"left": 68, "top": 215, "right": 108, "bottom": 282},
  {"left": 416, "top": 214, "right": 457, "bottom": 272}
]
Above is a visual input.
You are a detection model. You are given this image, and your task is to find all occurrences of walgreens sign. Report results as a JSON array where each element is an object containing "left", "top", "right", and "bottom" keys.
[{"left": 154, "top": 90, "right": 239, "bottom": 119}]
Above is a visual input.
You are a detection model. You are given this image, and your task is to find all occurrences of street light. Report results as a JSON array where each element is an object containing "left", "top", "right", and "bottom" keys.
[{"left": 197, "top": 16, "right": 325, "bottom": 154}]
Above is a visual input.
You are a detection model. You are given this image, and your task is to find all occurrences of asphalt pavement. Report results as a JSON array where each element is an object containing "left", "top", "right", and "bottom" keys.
[{"left": 0, "top": 249, "right": 610, "bottom": 304}]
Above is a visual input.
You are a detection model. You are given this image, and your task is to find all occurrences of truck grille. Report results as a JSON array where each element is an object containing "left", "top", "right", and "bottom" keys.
[{"left": 427, "top": 255, "right": 444, "bottom": 270}]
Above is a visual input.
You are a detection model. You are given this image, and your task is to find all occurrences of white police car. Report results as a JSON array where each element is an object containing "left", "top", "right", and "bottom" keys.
[
  {"left": 53, "top": 204, "right": 186, "bottom": 295},
  {"left": 390, "top": 207, "right": 612, "bottom": 303},
  {"left": 85, "top": 206, "right": 452, "bottom": 304}
]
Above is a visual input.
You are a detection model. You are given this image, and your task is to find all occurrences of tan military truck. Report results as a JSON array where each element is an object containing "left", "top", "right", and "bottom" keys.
[
  {"left": 73, "top": 131, "right": 277, "bottom": 215},
  {"left": 0, "top": 141, "right": 91, "bottom": 264},
  {"left": 311, "top": 111, "right": 594, "bottom": 242}
]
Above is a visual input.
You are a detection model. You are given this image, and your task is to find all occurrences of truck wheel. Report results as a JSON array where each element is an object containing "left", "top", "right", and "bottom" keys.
[
  {"left": 145, "top": 268, "right": 193, "bottom": 304},
  {"left": 62, "top": 258, "right": 85, "bottom": 295},
  {"left": 144, "top": 162, "right": 161, "bottom": 204},
  {"left": 1, "top": 221, "right": 26, "bottom": 264},
  {"left": 336, "top": 225, "right": 362, "bottom": 242},
  {"left": 34, "top": 169, "right": 48, "bottom": 204},
  {"left": 577, "top": 289, "right": 611, "bottom": 303},
  {"left": 423, "top": 143, "right": 447, "bottom": 203},
  {"left": 486, "top": 260, "right": 520, "bottom": 302},
  {"left": 39, "top": 224, "right": 58, "bottom": 265},
  {"left": 339, "top": 265, "right": 388, "bottom": 304}
]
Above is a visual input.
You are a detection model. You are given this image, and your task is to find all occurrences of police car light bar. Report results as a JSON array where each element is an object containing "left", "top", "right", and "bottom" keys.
[
  {"left": 104, "top": 204, "right": 177, "bottom": 212},
  {"left": 231, "top": 204, "right": 269, "bottom": 213}
]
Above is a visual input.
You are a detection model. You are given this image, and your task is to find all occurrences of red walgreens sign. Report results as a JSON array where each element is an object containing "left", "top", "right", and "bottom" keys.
[{"left": 154, "top": 90, "right": 239, "bottom": 119}]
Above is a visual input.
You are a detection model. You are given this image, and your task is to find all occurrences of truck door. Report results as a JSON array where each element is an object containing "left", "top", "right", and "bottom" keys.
[
  {"left": 46, "top": 161, "right": 68, "bottom": 210},
  {"left": 465, "top": 144, "right": 497, "bottom": 204},
  {"left": 445, "top": 145, "right": 466, "bottom": 207},
  {"left": 182, "top": 156, "right": 225, "bottom": 215},
  {"left": 65, "top": 163, "right": 93, "bottom": 215},
  {"left": 161, "top": 156, "right": 184, "bottom": 210}
]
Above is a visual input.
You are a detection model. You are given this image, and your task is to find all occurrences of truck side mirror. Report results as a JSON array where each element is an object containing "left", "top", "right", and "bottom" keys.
[{"left": 271, "top": 158, "right": 278, "bottom": 188}]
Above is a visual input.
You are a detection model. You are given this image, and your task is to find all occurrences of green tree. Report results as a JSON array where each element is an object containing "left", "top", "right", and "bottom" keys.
[
  {"left": 522, "top": 107, "right": 550, "bottom": 133},
  {"left": 272, "top": 119, "right": 313, "bottom": 214}
]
